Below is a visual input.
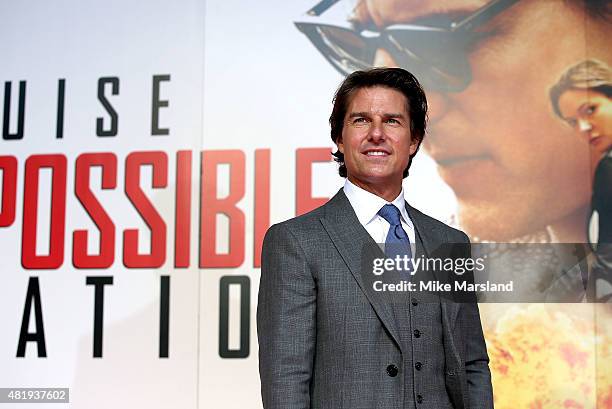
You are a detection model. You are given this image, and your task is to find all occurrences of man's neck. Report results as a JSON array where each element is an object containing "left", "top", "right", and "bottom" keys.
[{"left": 346, "top": 176, "right": 403, "bottom": 202}]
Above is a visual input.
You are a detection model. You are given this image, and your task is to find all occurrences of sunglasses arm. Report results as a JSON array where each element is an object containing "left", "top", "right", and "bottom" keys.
[{"left": 307, "top": 0, "right": 343, "bottom": 16}]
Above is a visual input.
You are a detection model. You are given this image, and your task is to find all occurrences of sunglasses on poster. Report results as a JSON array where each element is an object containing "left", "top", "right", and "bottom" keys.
[{"left": 295, "top": 0, "right": 520, "bottom": 93}]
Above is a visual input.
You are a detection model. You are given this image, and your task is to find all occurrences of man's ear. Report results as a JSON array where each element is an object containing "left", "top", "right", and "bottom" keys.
[
  {"left": 337, "top": 136, "right": 344, "bottom": 154},
  {"left": 409, "top": 137, "right": 421, "bottom": 156}
]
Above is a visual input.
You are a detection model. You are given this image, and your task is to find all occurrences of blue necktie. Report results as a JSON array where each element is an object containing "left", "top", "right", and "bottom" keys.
[{"left": 378, "top": 204, "right": 413, "bottom": 274}]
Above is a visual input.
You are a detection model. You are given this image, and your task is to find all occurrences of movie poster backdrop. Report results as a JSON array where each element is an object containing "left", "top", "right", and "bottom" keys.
[{"left": 1, "top": 0, "right": 611, "bottom": 407}]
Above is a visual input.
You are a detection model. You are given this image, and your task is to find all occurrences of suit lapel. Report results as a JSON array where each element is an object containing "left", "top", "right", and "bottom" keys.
[
  {"left": 320, "top": 189, "right": 402, "bottom": 349},
  {"left": 405, "top": 202, "right": 461, "bottom": 328},
  {"left": 406, "top": 202, "right": 463, "bottom": 374}
]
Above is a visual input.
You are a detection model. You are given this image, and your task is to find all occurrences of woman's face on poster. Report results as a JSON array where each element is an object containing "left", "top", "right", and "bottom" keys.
[{"left": 558, "top": 89, "right": 612, "bottom": 160}]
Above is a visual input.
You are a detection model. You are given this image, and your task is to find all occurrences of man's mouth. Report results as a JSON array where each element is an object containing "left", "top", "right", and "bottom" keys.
[
  {"left": 426, "top": 139, "right": 491, "bottom": 168},
  {"left": 429, "top": 151, "right": 496, "bottom": 194},
  {"left": 590, "top": 134, "right": 602, "bottom": 145},
  {"left": 363, "top": 149, "right": 390, "bottom": 157},
  {"left": 433, "top": 153, "right": 490, "bottom": 167}
]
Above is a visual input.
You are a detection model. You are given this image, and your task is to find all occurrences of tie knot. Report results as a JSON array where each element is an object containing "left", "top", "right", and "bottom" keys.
[{"left": 378, "top": 204, "right": 402, "bottom": 226}]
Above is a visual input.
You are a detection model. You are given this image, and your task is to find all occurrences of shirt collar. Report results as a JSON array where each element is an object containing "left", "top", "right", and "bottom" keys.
[{"left": 343, "top": 179, "right": 413, "bottom": 230}]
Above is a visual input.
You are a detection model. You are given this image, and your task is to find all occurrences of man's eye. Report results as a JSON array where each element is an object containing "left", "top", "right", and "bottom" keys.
[
  {"left": 586, "top": 105, "right": 597, "bottom": 115},
  {"left": 353, "top": 117, "right": 367, "bottom": 123},
  {"left": 386, "top": 118, "right": 399, "bottom": 124}
]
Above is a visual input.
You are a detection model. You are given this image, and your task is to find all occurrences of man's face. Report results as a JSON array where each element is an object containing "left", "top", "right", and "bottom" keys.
[
  {"left": 558, "top": 89, "right": 612, "bottom": 161},
  {"left": 337, "top": 86, "right": 419, "bottom": 197},
  {"left": 352, "top": 0, "right": 594, "bottom": 240}
]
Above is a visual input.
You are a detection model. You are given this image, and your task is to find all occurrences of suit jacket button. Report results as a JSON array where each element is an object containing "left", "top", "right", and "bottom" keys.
[
  {"left": 386, "top": 364, "right": 398, "bottom": 377},
  {"left": 413, "top": 329, "right": 421, "bottom": 338},
  {"left": 412, "top": 298, "right": 418, "bottom": 306},
  {"left": 415, "top": 361, "right": 422, "bottom": 371},
  {"left": 417, "top": 394, "right": 423, "bottom": 404}
]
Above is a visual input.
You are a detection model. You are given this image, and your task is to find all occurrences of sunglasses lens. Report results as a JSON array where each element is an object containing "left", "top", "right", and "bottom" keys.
[
  {"left": 315, "top": 26, "right": 374, "bottom": 73},
  {"left": 297, "top": 21, "right": 477, "bottom": 91}
]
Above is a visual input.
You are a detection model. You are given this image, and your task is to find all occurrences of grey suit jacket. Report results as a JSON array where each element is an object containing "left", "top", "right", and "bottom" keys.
[{"left": 257, "top": 189, "right": 493, "bottom": 409}]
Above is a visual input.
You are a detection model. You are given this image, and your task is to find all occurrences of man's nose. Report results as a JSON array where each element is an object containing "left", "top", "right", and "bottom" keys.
[
  {"left": 425, "top": 91, "right": 449, "bottom": 125},
  {"left": 368, "top": 119, "right": 385, "bottom": 142},
  {"left": 578, "top": 119, "right": 593, "bottom": 133},
  {"left": 372, "top": 48, "right": 449, "bottom": 124},
  {"left": 373, "top": 48, "right": 398, "bottom": 68}
]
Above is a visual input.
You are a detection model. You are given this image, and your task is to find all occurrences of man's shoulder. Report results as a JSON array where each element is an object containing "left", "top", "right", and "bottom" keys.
[
  {"left": 270, "top": 189, "right": 348, "bottom": 232},
  {"left": 265, "top": 199, "right": 332, "bottom": 243},
  {"left": 407, "top": 203, "right": 469, "bottom": 243}
]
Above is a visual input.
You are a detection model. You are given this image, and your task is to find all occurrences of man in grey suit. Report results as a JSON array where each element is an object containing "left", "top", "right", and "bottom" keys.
[{"left": 257, "top": 68, "right": 493, "bottom": 409}]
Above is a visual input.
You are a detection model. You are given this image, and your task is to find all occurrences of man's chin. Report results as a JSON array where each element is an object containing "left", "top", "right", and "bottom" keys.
[{"left": 456, "top": 201, "right": 547, "bottom": 242}]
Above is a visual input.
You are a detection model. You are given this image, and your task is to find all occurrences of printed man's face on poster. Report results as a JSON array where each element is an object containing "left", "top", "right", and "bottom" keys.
[{"left": 298, "top": 0, "right": 611, "bottom": 243}]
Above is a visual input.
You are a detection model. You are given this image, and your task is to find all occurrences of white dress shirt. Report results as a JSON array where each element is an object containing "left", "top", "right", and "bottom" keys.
[{"left": 343, "top": 179, "right": 416, "bottom": 251}]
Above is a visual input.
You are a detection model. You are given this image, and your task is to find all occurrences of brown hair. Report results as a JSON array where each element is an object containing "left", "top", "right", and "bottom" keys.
[{"left": 550, "top": 59, "right": 612, "bottom": 119}]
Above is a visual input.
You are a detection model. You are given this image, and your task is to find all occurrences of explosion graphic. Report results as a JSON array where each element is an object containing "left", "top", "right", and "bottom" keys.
[{"left": 483, "top": 304, "right": 612, "bottom": 408}]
